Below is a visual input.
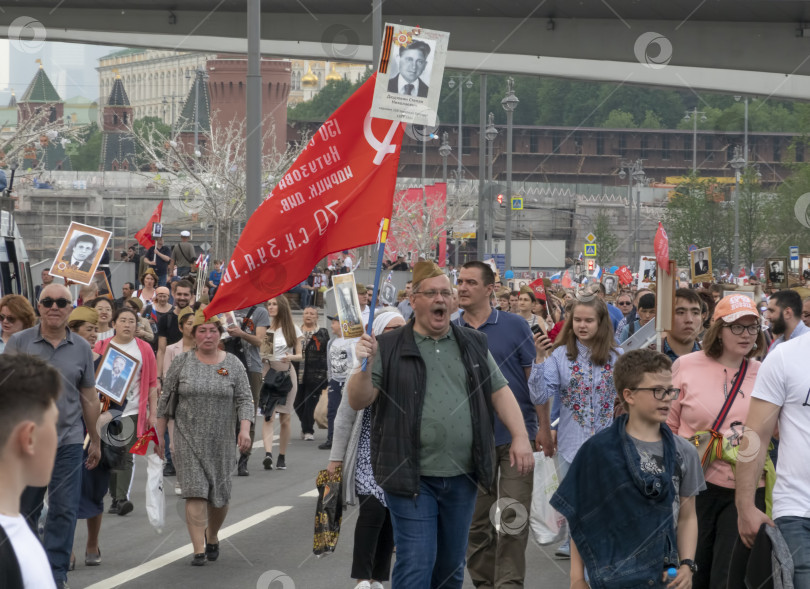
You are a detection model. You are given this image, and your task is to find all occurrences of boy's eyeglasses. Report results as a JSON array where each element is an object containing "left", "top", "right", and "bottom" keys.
[
  {"left": 630, "top": 386, "right": 681, "bottom": 400},
  {"left": 40, "top": 297, "right": 71, "bottom": 309},
  {"left": 724, "top": 323, "right": 760, "bottom": 336}
]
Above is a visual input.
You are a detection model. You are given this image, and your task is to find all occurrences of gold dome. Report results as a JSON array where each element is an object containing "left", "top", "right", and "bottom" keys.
[
  {"left": 301, "top": 65, "right": 318, "bottom": 87},
  {"left": 326, "top": 63, "right": 342, "bottom": 83}
]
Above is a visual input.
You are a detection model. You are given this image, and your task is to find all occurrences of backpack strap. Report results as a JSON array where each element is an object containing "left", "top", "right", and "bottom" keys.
[{"left": 0, "top": 523, "right": 24, "bottom": 589}]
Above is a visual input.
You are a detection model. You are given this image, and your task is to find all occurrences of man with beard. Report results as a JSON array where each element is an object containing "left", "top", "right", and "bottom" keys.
[
  {"left": 660, "top": 288, "right": 703, "bottom": 361},
  {"left": 156, "top": 280, "right": 193, "bottom": 379},
  {"left": 765, "top": 290, "right": 810, "bottom": 352}
]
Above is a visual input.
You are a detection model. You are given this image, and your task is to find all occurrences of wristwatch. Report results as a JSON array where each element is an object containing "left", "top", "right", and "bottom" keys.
[{"left": 679, "top": 559, "right": 698, "bottom": 574}]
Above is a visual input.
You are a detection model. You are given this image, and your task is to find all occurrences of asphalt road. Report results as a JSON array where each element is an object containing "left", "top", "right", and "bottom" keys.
[{"left": 67, "top": 422, "right": 571, "bottom": 589}]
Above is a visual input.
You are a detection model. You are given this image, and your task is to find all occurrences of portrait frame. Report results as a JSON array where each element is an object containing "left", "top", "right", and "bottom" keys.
[
  {"left": 638, "top": 255, "right": 657, "bottom": 290},
  {"left": 800, "top": 254, "right": 810, "bottom": 283},
  {"left": 601, "top": 274, "right": 619, "bottom": 296},
  {"left": 371, "top": 23, "right": 450, "bottom": 126},
  {"left": 690, "top": 247, "right": 713, "bottom": 284},
  {"left": 49, "top": 222, "right": 111, "bottom": 286},
  {"left": 151, "top": 222, "right": 163, "bottom": 239},
  {"left": 95, "top": 343, "right": 140, "bottom": 405},
  {"left": 766, "top": 257, "right": 788, "bottom": 289},
  {"left": 92, "top": 270, "right": 113, "bottom": 300},
  {"left": 332, "top": 272, "right": 365, "bottom": 338}
]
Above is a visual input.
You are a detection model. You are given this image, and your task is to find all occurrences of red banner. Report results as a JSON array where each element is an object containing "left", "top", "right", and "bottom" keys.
[
  {"left": 134, "top": 201, "right": 163, "bottom": 249},
  {"left": 617, "top": 265, "right": 633, "bottom": 285},
  {"left": 654, "top": 222, "right": 670, "bottom": 274},
  {"left": 206, "top": 75, "right": 405, "bottom": 317}
]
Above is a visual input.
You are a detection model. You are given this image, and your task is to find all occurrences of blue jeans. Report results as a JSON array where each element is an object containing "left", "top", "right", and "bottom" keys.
[
  {"left": 289, "top": 285, "right": 312, "bottom": 308},
  {"left": 20, "top": 443, "right": 84, "bottom": 584},
  {"left": 776, "top": 516, "right": 810, "bottom": 587},
  {"left": 158, "top": 272, "right": 168, "bottom": 287},
  {"left": 326, "top": 379, "right": 343, "bottom": 442},
  {"left": 385, "top": 475, "right": 479, "bottom": 589}
]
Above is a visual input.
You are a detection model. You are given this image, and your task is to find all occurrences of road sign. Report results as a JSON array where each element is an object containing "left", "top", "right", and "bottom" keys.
[
  {"left": 688, "top": 244, "right": 698, "bottom": 253},
  {"left": 511, "top": 196, "right": 523, "bottom": 211},
  {"left": 586, "top": 232, "right": 596, "bottom": 243},
  {"left": 790, "top": 245, "right": 799, "bottom": 261},
  {"left": 584, "top": 244, "right": 597, "bottom": 257}
]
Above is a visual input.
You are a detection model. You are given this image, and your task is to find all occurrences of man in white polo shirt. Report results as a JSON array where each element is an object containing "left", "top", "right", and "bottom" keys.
[{"left": 736, "top": 331, "right": 810, "bottom": 586}]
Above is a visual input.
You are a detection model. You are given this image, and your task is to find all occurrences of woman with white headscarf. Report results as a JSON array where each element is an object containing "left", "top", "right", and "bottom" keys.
[{"left": 328, "top": 309, "right": 404, "bottom": 589}]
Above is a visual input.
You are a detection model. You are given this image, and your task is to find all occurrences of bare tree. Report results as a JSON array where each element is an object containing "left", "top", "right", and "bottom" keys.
[
  {"left": 0, "top": 109, "right": 83, "bottom": 177},
  {"left": 388, "top": 187, "right": 473, "bottom": 262},
  {"left": 131, "top": 113, "right": 306, "bottom": 260}
]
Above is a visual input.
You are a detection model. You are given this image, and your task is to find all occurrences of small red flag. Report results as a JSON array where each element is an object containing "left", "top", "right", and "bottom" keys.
[
  {"left": 617, "top": 266, "right": 633, "bottom": 285},
  {"left": 528, "top": 277, "right": 546, "bottom": 300},
  {"left": 134, "top": 201, "right": 164, "bottom": 249},
  {"left": 129, "top": 427, "right": 159, "bottom": 455},
  {"left": 206, "top": 74, "right": 405, "bottom": 317},
  {"left": 562, "top": 270, "right": 573, "bottom": 288},
  {"left": 654, "top": 222, "right": 670, "bottom": 274}
]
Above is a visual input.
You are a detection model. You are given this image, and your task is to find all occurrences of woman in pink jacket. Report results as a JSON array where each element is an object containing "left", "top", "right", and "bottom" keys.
[
  {"left": 667, "top": 295, "right": 767, "bottom": 588},
  {"left": 94, "top": 307, "right": 159, "bottom": 516}
]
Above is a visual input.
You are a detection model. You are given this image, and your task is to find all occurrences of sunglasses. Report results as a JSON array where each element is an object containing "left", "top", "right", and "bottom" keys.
[
  {"left": 40, "top": 297, "right": 71, "bottom": 309},
  {"left": 0, "top": 314, "right": 17, "bottom": 323},
  {"left": 617, "top": 301, "right": 632, "bottom": 306}
]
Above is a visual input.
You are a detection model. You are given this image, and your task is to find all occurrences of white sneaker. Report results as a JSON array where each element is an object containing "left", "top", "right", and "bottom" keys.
[
  {"left": 370, "top": 583, "right": 384, "bottom": 589},
  {"left": 353, "top": 582, "right": 371, "bottom": 589},
  {"left": 174, "top": 482, "right": 182, "bottom": 496},
  {"left": 304, "top": 433, "right": 314, "bottom": 441}
]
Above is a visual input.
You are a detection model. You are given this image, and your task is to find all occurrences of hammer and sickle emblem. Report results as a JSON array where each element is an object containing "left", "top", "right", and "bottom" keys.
[{"left": 363, "top": 111, "right": 402, "bottom": 165}]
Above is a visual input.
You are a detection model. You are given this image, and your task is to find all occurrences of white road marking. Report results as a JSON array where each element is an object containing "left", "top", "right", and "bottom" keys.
[
  {"left": 299, "top": 489, "right": 319, "bottom": 498},
  {"left": 252, "top": 434, "right": 279, "bottom": 448},
  {"left": 84, "top": 505, "right": 293, "bottom": 589}
]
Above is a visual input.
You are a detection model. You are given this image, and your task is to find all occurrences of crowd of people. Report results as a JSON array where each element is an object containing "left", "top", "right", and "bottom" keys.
[{"left": 2, "top": 249, "right": 810, "bottom": 589}]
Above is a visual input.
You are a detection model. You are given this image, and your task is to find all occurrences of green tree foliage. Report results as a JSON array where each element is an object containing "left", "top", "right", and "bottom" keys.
[
  {"left": 736, "top": 168, "right": 772, "bottom": 272},
  {"left": 601, "top": 109, "right": 636, "bottom": 129},
  {"left": 288, "top": 70, "right": 371, "bottom": 121},
  {"left": 593, "top": 212, "right": 619, "bottom": 268},
  {"left": 639, "top": 110, "right": 663, "bottom": 129},
  {"left": 663, "top": 174, "right": 732, "bottom": 269},
  {"left": 70, "top": 123, "right": 102, "bottom": 170},
  {"left": 765, "top": 165, "right": 810, "bottom": 256}
]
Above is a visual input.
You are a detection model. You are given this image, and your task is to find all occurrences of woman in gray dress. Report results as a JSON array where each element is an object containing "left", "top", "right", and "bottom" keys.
[{"left": 156, "top": 309, "right": 254, "bottom": 566}]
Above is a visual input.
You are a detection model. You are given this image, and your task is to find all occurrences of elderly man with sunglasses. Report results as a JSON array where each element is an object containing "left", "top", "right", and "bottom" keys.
[{"left": 5, "top": 284, "right": 101, "bottom": 589}]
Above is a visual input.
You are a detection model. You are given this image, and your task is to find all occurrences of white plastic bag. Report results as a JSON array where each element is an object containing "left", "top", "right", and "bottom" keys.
[
  {"left": 529, "top": 452, "right": 565, "bottom": 545},
  {"left": 145, "top": 447, "right": 165, "bottom": 533}
]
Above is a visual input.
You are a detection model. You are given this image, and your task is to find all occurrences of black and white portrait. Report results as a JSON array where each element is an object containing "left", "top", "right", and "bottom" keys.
[
  {"left": 50, "top": 222, "right": 112, "bottom": 285},
  {"left": 767, "top": 258, "right": 787, "bottom": 287},
  {"left": 96, "top": 345, "right": 139, "bottom": 404},
  {"left": 62, "top": 232, "right": 100, "bottom": 272},
  {"left": 602, "top": 275, "right": 618, "bottom": 296},
  {"left": 388, "top": 39, "right": 433, "bottom": 98},
  {"left": 690, "top": 247, "right": 713, "bottom": 283}
]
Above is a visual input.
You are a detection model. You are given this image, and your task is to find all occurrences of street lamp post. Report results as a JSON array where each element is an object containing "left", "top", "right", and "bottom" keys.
[
  {"left": 619, "top": 159, "right": 645, "bottom": 264},
  {"left": 439, "top": 131, "right": 451, "bottom": 185},
  {"left": 618, "top": 159, "right": 635, "bottom": 267},
  {"left": 484, "top": 112, "right": 498, "bottom": 256},
  {"left": 448, "top": 75, "right": 473, "bottom": 193},
  {"left": 730, "top": 145, "right": 746, "bottom": 276},
  {"left": 633, "top": 164, "right": 646, "bottom": 263},
  {"left": 162, "top": 94, "right": 181, "bottom": 135},
  {"left": 683, "top": 107, "right": 707, "bottom": 174},
  {"left": 501, "top": 78, "right": 518, "bottom": 269}
]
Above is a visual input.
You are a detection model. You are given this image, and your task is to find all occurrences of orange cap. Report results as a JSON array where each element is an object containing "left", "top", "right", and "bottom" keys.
[{"left": 713, "top": 294, "right": 760, "bottom": 323}]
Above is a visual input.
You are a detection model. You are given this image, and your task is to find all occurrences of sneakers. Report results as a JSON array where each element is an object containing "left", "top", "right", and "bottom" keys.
[
  {"left": 353, "top": 582, "right": 371, "bottom": 589},
  {"left": 555, "top": 538, "right": 571, "bottom": 558},
  {"left": 304, "top": 433, "right": 314, "bottom": 441},
  {"left": 276, "top": 455, "right": 286, "bottom": 470},
  {"left": 163, "top": 463, "right": 176, "bottom": 477},
  {"left": 237, "top": 454, "right": 249, "bottom": 476},
  {"left": 263, "top": 453, "right": 273, "bottom": 470},
  {"left": 117, "top": 500, "right": 134, "bottom": 516},
  {"left": 370, "top": 583, "right": 384, "bottom": 589},
  {"left": 174, "top": 481, "right": 182, "bottom": 496},
  {"left": 318, "top": 440, "right": 332, "bottom": 450},
  {"left": 108, "top": 499, "right": 120, "bottom": 515}
]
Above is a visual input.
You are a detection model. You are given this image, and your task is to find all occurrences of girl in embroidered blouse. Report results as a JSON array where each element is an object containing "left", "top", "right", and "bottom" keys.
[{"left": 528, "top": 293, "right": 621, "bottom": 558}]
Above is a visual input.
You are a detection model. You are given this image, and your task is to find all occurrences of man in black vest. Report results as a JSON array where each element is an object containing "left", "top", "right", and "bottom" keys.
[{"left": 347, "top": 260, "right": 533, "bottom": 589}]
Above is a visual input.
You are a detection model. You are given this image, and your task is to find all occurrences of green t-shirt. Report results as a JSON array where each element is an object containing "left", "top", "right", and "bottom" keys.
[{"left": 372, "top": 328, "right": 508, "bottom": 476}]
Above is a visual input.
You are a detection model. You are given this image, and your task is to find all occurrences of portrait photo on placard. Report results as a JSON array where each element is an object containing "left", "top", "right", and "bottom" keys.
[
  {"left": 639, "top": 256, "right": 657, "bottom": 289},
  {"left": 767, "top": 257, "right": 788, "bottom": 288},
  {"left": 92, "top": 271, "right": 113, "bottom": 300},
  {"left": 332, "top": 273, "right": 364, "bottom": 338},
  {"left": 371, "top": 24, "right": 450, "bottom": 126},
  {"left": 801, "top": 254, "right": 810, "bottom": 283},
  {"left": 95, "top": 344, "right": 140, "bottom": 405},
  {"left": 601, "top": 274, "right": 619, "bottom": 296},
  {"left": 690, "top": 247, "right": 713, "bottom": 283},
  {"left": 49, "top": 222, "right": 112, "bottom": 285}
]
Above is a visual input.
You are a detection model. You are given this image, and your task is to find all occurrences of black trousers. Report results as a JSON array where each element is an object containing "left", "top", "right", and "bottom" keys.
[
  {"left": 351, "top": 494, "right": 395, "bottom": 582},
  {"left": 293, "top": 381, "right": 322, "bottom": 435},
  {"left": 694, "top": 482, "right": 766, "bottom": 589}
]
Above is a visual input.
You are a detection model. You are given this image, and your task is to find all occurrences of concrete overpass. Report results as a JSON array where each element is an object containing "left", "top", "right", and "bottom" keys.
[{"left": 5, "top": 1, "right": 810, "bottom": 100}]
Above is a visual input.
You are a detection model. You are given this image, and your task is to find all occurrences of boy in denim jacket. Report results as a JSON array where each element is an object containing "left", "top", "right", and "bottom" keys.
[{"left": 551, "top": 349, "right": 705, "bottom": 589}]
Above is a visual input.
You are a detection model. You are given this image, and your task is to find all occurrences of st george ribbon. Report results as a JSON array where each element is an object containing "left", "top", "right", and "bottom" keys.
[{"left": 205, "top": 75, "right": 405, "bottom": 318}]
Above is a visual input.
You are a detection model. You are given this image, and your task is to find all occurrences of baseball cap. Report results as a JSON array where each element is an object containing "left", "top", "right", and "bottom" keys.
[
  {"left": 327, "top": 315, "right": 338, "bottom": 321},
  {"left": 713, "top": 294, "right": 760, "bottom": 323},
  {"left": 180, "top": 230, "right": 191, "bottom": 237}
]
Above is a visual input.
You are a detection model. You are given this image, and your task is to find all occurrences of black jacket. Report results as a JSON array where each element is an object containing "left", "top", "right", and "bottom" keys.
[{"left": 371, "top": 321, "right": 496, "bottom": 498}]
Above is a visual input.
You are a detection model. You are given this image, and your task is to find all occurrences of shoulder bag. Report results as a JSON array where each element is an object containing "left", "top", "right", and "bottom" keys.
[
  {"left": 162, "top": 351, "right": 191, "bottom": 419},
  {"left": 687, "top": 358, "right": 749, "bottom": 474}
]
